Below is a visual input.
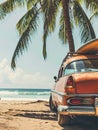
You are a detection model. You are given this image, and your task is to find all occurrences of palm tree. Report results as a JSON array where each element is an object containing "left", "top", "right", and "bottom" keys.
[{"left": 0, "top": 0, "right": 97, "bottom": 69}]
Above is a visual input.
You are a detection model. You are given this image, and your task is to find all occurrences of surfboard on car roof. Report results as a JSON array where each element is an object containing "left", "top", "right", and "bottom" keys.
[{"left": 77, "top": 39, "right": 98, "bottom": 54}]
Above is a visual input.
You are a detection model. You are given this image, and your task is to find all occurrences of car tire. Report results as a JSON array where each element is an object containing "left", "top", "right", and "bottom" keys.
[
  {"left": 58, "top": 113, "right": 71, "bottom": 126},
  {"left": 49, "top": 95, "right": 57, "bottom": 112}
]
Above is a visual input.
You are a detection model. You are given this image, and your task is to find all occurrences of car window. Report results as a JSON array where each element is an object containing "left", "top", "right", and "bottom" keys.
[{"left": 63, "top": 59, "right": 98, "bottom": 75}]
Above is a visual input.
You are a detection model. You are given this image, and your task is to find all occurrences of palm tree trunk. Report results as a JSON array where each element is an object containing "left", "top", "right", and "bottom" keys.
[{"left": 62, "top": 0, "right": 75, "bottom": 52}]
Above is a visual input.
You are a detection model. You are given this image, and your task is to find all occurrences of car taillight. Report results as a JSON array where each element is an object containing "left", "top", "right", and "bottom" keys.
[
  {"left": 66, "top": 76, "right": 76, "bottom": 94},
  {"left": 67, "top": 97, "right": 94, "bottom": 106},
  {"left": 67, "top": 76, "right": 73, "bottom": 86},
  {"left": 67, "top": 98, "right": 83, "bottom": 105}
]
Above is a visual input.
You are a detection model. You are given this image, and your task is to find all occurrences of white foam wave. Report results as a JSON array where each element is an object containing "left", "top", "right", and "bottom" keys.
[{"left": 0, "top": 91, "right": 19, "bottom": 95}]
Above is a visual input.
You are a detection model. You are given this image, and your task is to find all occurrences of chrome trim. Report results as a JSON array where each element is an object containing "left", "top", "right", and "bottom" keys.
[
  {"left": 67, "top": 97, "right": 83, "bottom": 105},
  {"left": 95, "top": 98, "right": 98, "bottom": 106},
  {"left": 68, "top": 106, "right": 94, "bottom": 109},
  {"left": 51, "top": 90, "right": 66, "bottom": 96},
  {"left": 58, "top": 105, "right": 94, "bottom": 112},
  {"left": 51, "top": 89, "right": 98, "bottom": 97},
  {"left": 58, "top": 105, "right": 96, "bottom": 115},
  {"left": 95, "top": 98, "right": 98, "bottom": 115},
  {"left": 69, "top": 94, "right": 98, "bottom": 97}
]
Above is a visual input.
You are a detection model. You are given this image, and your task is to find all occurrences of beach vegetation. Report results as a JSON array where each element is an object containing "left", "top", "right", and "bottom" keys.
[{"left": 0, "top": 0, "right": 97, "bottom": 69}]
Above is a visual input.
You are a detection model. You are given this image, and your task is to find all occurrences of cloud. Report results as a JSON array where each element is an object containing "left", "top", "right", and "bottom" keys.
[{"left": 0, "top": 58, "right": 51, "bottom": 88}]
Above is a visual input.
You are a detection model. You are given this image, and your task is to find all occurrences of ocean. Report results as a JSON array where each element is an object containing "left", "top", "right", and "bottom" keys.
[{"left": 0, "top": 88, "right": 51, "bottom": 101}]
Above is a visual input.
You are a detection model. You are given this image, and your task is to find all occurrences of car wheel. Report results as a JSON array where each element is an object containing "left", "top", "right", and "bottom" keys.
[
  {"left": 49, "top": 95, "right": 57, "bottom": 112},
  {"left": 58, "top": 113, "right": 71, "bottom": 126}
]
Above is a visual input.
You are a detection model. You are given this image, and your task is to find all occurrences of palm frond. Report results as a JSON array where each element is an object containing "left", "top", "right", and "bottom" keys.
[
  {"left": 84, "top": 0, "right": 98, "bottom": 11},
  {"left": 43, "top": 34, "right": 47, "bottom": 59},
  {"left": 90, "top": 11, "right": 98, "bottom": 20},
  {"left": 59, "top": 10, "right": 67, "bottom": 44},
  {"left": 11, "top": 9, "right": 39, "bottom": 69},
  {"left": 0, "top": 0, "right": 27, "bottom": 20},
  {"left": 27, "top": 0, "right": 39, "bottom": 10},
  {"left": 73, "top": 1, "right": 96, "bottom": 43},
  {"left": 77, "top": 0, "right": 83, "bottom": 3},
  {"left": 17, "top": 4, "right": 38, "bottom": 36},
  {"left": 42, "top": 0, "right": 60, "bottom": 32},
  {"left": 42, "top": 0, "right": 60, "bottom": 59}
]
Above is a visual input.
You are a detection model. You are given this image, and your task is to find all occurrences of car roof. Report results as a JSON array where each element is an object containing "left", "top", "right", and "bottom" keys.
[
  {"left": 62, "top": 53, "right": 98, "bottom": 68},
  {"left": 61, "top": 39, "right": 98, "bottom": 68}
]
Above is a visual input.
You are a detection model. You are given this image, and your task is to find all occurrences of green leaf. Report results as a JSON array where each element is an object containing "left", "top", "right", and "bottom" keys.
[
  {"left": 73, "top": 1, "right": 96, "bottom": 43},
  {"left": 11, "top": 9, "right": 39, "bottom": 69},
  {"left": 59, "top": 10, "right": 67, "bottom": 44},
  {"left": 17, "top": 5, "right": 39, "bottom": 36}
]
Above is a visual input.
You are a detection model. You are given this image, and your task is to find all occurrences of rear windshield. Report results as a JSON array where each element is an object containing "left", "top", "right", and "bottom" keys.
[{"left": 63, "top": 59, "right": 98, "bottom": 75}]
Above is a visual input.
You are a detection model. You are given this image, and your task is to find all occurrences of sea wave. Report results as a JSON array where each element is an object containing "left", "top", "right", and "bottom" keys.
[
  {"left": 18, "top": 91, "right": 50, "bottom": 95},
  {"left": 1, "top": 98, "right": 49, "bottom": 101},
  {"left": 0, "top": 89, "right": 50, "bottom": 100},
  {"left": 0, "top": 91, "right": 19, "bottom": 95},
  {"left": 0, "top": 91, "right": 50, "bottom": 95}
]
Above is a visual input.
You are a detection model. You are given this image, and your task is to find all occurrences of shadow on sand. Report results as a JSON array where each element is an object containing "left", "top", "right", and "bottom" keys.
[
  {"left": 14, "top": 109, "right": 57, "bottom": 121},
  {"left": 9, "top": 101, "right": 98, "bottom": 130},
  {"left": 62, "top": 116, "right": 98, "bottom": 130},
  {"left": 14, "top": 109, "right": 98, "bottom": 130}
]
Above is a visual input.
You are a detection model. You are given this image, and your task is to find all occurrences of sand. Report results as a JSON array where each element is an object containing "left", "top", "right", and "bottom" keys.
[
  {"left": 0, "top": 100, "right": 61, "bottom": 130},
  {"left": 0, "top": 100, "right": 98, "bottom": 130}
]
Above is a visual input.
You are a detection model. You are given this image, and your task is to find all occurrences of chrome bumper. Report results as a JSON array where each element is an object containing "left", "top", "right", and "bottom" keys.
[{"left": 58, "top": 98, "right": 98, "bottom": 116}]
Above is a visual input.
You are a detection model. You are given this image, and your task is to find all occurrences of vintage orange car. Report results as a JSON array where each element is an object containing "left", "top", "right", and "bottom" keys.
[{"left": 49, "top": 39, "right": 98, "bottom": 126}]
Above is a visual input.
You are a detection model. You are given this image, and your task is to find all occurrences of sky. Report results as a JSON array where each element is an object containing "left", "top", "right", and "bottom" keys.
[{"left": 0, "top": 1, "right": 98, "bottom": 89}]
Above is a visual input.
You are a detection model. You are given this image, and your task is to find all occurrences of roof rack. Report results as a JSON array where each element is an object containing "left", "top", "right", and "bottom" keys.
[
  {"left": 60, "top": 51, "right": 98, "bottom": 68},
  {"left": 62, "top": 52, "right": 78, "bottom": 62}
]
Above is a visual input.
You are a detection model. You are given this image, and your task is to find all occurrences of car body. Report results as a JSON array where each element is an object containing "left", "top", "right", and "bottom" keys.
[{"left": 49, "top": 39, "right": 98, "bottom": 125}]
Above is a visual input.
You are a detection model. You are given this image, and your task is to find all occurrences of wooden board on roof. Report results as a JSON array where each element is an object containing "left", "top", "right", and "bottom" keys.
[{"left": 77, "top": 39, "right": 98, "bottom": 54}]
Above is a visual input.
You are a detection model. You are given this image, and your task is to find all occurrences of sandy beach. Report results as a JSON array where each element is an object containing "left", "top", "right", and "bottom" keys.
[
  {"left": 0, "top": 100, "right": 61, "bottom": 130},
  {"left": 0, "top": 100, "right": 98, "bottom": 130}
]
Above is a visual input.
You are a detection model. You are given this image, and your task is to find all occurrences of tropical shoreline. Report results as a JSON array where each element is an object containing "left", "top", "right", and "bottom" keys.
[{"left": 0, "top": 88, "right": 50, "bottom": 101}]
